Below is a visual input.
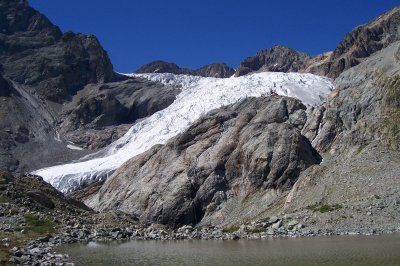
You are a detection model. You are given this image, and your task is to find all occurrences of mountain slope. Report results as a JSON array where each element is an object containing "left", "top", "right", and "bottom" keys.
[
  {"left": 282, "top": 42, "right": 400, "bottom": 232},
  {"left": 33, "top": 72, "right": 333, "bottom": 193},
  {"left": 0, "top": 0, "right": 179, "bottom": 172}
]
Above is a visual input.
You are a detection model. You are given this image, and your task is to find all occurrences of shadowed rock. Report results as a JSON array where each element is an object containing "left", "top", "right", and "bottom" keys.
[{"left": 27, "top": 190, "right": 55, "bottom": 209}]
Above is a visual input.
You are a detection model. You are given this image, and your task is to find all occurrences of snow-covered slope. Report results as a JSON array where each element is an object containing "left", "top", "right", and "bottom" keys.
[{"left": 33, "top": 72, "right": 333, "bottom": 192}]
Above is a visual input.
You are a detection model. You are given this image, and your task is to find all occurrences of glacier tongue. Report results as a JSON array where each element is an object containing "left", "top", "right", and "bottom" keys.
[{"left": 33, "top": 72, "right": 333, "bottom": 193}]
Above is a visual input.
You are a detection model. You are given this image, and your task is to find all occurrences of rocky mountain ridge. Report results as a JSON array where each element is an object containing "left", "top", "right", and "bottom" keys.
[
  {"left": 135, "top": 60, "right": 235, "bottom": 78},
  {"left": 235, "top": 6, "right": 400, "bottom": 79},
  {"left": 234, "top": 45, "right": 312, "bottom": 77}
]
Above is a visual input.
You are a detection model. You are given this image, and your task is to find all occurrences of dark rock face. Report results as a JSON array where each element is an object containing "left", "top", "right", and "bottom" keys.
[
  {"left": 0, "top": 0, "right": 115, "bottom": 102},
  {"left": 309, "top": 6, "right": 400, "bottom": 78},
  {"left": 135, "top": 60, "right": 190, "bottom": 75},
  {"left": 59, "top": 78, "right": 180, "bottom": 149},
  {"left": 235, "top": 45, "right": 312, "bottom": 77},
  {"left": 87, "top": 96, "right": 321, "bottom": 226},
  {"left": 26, "top": 190, "right": 55, "bottom": 209},
  {"left": 0, "top": 0, "right": 60, "bottom": 35},
  {"left": 135, "top": 60, "right": 235, "bottom": 78},
  {"left": 195, "top": 63, "right": 235, "bottom": 78},
  {"left": 0, "top": 171, "right": 13, "bottom": 186},
  {"left": 1, "top": 32, "right": 115, "bottom": 102},
  {"left": 0, "top": 0, "right": 178, "bottom": 172},
  {"left": 0, "top": 73, "right": 11, "bottom": 97},
  {"left": 1, "top": 172, "right": 91, "bottom": 212}
]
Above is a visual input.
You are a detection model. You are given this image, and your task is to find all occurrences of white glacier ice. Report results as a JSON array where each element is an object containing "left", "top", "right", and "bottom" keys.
[{"left": 32, "top": 72, "right": 334, "bottom": 192}]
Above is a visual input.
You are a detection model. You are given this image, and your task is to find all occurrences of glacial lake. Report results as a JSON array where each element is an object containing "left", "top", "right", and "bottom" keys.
[{"left": 58, "top": 234, "right": 400, "bottom": 266}]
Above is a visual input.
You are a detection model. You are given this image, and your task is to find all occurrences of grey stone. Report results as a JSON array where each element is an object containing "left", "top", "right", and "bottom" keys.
[
  {"left": 26, "top": 190, "right": 55, "bottom": 209},
  {"left": 272, "top": 220, "right": 282, "bottom": 229},
  {"left": 286, "top": 220, "right": 299, "bottom": 230}
]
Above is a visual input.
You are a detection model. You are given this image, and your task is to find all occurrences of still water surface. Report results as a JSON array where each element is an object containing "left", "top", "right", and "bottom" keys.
[{"left": 58, "top": 234, "right": 400, "bottom": 266}]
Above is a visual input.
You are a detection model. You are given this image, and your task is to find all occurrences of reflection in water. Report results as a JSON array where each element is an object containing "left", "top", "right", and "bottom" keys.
[{"left": 59, "top": 234, "right": 400, "bottom": 266}]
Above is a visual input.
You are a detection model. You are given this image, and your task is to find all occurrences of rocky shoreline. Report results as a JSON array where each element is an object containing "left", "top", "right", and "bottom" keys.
[
  {"left": 1, "top": 172, "right": 399, "bottom": 265},
  {"left": 1, "top": 173, "right": 399, "bottom": 265},
  {"left": 7, "top": 217, "right": 400, "bottom": 265}
]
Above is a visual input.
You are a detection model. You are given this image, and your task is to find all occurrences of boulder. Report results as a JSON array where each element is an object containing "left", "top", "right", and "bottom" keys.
[{"left": 26, "top": 190, "right": 55, "bottom": 209}]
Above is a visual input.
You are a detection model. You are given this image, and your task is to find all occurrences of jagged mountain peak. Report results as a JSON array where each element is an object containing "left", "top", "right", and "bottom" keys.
[
  {"left": 195, "top": 62, "right": 235, "bottom": 78},
  {"left": 309, "top": 5, "right": 400, "bottom": 78},
  {"left": 0, "top": 0, "right": 61, "bottom": 36},
  {"left": 135, "top": 60, "right": 189, "bottom": 75},
  {"left": 234, "top": 45, "right": 312, "bottom": 77}
]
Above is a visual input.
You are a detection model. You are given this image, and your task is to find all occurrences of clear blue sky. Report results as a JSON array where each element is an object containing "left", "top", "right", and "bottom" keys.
[{"left": 29, "top": 0, "right": 399, "bottom": 73}]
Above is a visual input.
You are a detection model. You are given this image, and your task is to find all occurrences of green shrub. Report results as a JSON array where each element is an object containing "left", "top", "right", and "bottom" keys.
[
  {"left": 23, "top": 214, "right": 55, "bottom": 235},
  {"left": 222, "top": 225, "right": 240, "bottom": 233},
  {"left": 0, "top": 194, "right": 9, "bottom": 204}
]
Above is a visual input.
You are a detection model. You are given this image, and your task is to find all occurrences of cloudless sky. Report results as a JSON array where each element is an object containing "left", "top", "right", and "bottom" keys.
[{"left": 28, "top": 0, "right": 399, "bottom": 73}]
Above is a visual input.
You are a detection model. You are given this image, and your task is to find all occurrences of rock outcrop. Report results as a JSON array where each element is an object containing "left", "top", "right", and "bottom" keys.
[
  {"left": 234, "top": 45, "right": 312, "bottom": 77},
  {"left": 309, "top": 6, "right": 400, "bottom": 78},
  {"left": 284, "top": 42, "right": 400, "bottom": 216},
  {"left": 135, "top": 60, "right": 235, "bottom": 78},
  {"left": 0, "top": 0, "right": 115, "bottom": 103},
  {"left": 135, "top": 61, "right": 188, "bottom": 75},
  {"left": 85, "top": 96, "right": 321, "bottom": 226},
  {"left": 194, "top": 63, "right": 235, "bottom": 78},
  {"left": 58, "top": 78, "right": 180, "bottom": 149},
  {"left": 0, "top": 73, "right": 11, "bottom": 97}
]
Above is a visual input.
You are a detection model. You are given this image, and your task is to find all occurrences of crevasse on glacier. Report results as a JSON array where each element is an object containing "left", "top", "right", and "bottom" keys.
[{"left": 33, "top": 72, "right": 334, "bottom": 193}]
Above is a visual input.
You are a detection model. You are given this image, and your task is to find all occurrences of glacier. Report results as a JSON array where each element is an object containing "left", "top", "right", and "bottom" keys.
[{"left": 33, "top": 72, "right": 334, "bottom": 193}]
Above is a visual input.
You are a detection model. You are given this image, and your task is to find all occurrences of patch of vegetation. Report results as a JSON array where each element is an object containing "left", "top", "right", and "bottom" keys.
[
  {"left": 373, "top": 195, "right": 381, "bottom": 199},
  {"left": 0, "top": 215, "right": 57, "bottom": 264},
  {"left": 247, "top": 228, "right": 265, "bottom": 234},
  {"left": 0, "top": 248, "right": 11, "bottom": 265},
  {"left": 0, "top": 194, "right": 9, "bottom": 203},
  {"left": 0, "top": 232, "right": 20, "bottom": 264},
  {"left": 23, "top": 214, "right": 56, "bottom": 236},
  {"left": 307, "top": 204, "right": 343, "bottom": 213},
  {"left": 222, "top": 225, "right": 240, "bottom": 233}
]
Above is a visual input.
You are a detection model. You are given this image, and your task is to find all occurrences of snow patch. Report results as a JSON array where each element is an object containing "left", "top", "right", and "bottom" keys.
[
  {"left": 33, "top": 72, "right": 333, "bottom": 193},
  {"left": 67, "top": 144, "right": 84, "bottom": 151}
]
